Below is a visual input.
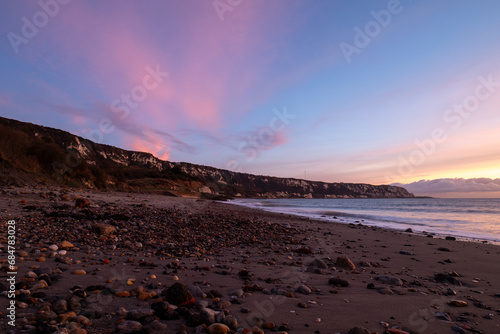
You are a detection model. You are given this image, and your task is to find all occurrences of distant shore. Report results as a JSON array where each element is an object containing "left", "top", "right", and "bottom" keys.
[{"left": 1, "top": 187, "right": 499, "bottom": 334}]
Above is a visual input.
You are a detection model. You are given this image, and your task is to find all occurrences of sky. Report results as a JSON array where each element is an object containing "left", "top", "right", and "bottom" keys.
[{"left": 1, "top": 0, "right": 499, "bottom": 197}]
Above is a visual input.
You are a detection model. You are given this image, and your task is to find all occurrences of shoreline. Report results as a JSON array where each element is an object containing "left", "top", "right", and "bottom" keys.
[
  {"left": 227, "top": 198, "right": 500, "bottom": 246},
  {"left": 1, "top": 187, "right": 499, "bottom": 334}
]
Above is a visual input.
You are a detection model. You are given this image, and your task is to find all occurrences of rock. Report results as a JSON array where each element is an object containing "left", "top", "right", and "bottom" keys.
[
  {"left": 72, "top": 270, "right": 86, "bottom": 275},
  {"left": 187, "top": 284, "right": 206, "bottom": 298},
  {"left": 448, "top": 300, "right": 468, "bottom": 307},
  {"left": 60, "top": 241, "right": 74, "bottom": 249},
  {"left": 262, "top": 322, "right": 275, "bottom": 329},
  {"left": 348, "top": 327, "right": 371, "bottom": 334},
  {"left": 19, "top": 250, "right": 29, "bottom": 257},
  {"left": 34, "top": 266, "right": 52, "bottom": 276},
  {"left": 445, "top": 236, "right": 456, "bottom": 241},
  {"left": 296, "top": 246, "right": 312, "bottom": 254},
  {"left": 53, "top": 300, "right": 68, "bottom": 313},
  {"left": 117, "top": 320, "right": 142, "bottom": 333},
  {"left": 405, "top": 228, "right": 413, "bottom": 233},
  {"left": 26, "top": 271, "right": 38, "bottom": 278},
  {"left": 227, "top": 288, "right": 244, "bottom": 298},
  {"left": 386, "top": 329, "right": 410, "bottom": 334},
  {"left": 75, "top": 197, "right": 91, "bottom": 208},
  {"left": 451, "top": 326, "right": 466, "bottom": 334},
  {"left": 435, "top": 312, "right": 452, "bottom": 321},
  {"left": 48, "top": 245, "right": 58, "bottom": 251},
  {"left": 438, "top": 247, "right": 451, "bottom": 252},
  {"left": 166, "top": 283, "right": 195, "bottom": 306},
  {"left": 67, "top": 296, "right": 81, "bottom": 311},
  {"left": 116, "top": 291, "right": 130, "bottom": 297},
  {"left": 336, "top": 256, "right": 356, "bottom": 270},
  {"left": 32, "top": 280, "right": 48, "bottom": 290},
  {"left": 200, "top": 308, "right": 217, "bottom": 325},
  {"left": 434, "top": 273, "right": 462, "bottom": 286},
  {"left": 92, "top": 223, "right": 117, "bottom": 236},
  {"left": 252, "top": 327, "right": 265, "bottom": 334},
  {"left": 145, "top": 320, "right": 167, "bottom": 331},
  {"left": 376, "top": 287, "right": 395, "bottom": 295},
  {"left": 77, "top": 315, "right": 91, "bottom": 326},
  {"left": 376, "top": 276, "right": 403, "bottom": 286},
  {"left": 296, "top": 284, "right": 312, "bottom": 294},
  {"left": 223, "top": 315, "right": 238, "bottom": 330},
  {"left": 218, "top": 300, "right": 232, "bottom": 309},
  {"left": 399, "top": 250, "right": 413, "bottom": 255},
  {"left": 329, "top": 277, "right": 349, "bottom": 287},
  {"left": 127, "top": 308, "right": 155, "bottom": 320},
  {"left": 207, "top": 323, "right": 230, "bottom": 334},
  {"left": 37, "top": 309, "right": 58, "bottom": 322},
  {"left": 308, "top": 258, "right": 328, "bottom": 269}
]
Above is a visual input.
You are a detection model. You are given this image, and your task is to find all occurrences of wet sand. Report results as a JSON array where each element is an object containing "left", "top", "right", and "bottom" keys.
[{"left": 1, "top": 187, "right": 499, "bottom": 334}]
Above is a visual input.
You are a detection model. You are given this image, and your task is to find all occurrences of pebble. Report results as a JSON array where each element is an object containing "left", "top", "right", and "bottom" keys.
[
  {"left": 48, "top": 244, "right": 59, "bottom": 251},
  {"left": 127, "top": 308, "right": 154, "bottom": 320},
  {"left": 166, "top": 282, "right": 195, "bottom": 306},
  {"left": 32, "top": 280, "right": 48, "bottom": 290},
  {"left": 376, "top": 276, "right": 403, "bottom": 286},
  {"left": 348, "top": 327, "right": 371, "bottom": 334},
  {"left": 117, "top": 320, "right": 142, "bottom": 332},
  {"left": 451, "top": 326, "right": 466, "bottom": 334},
  {"left": 448, "top": 300, "right": 468, "bottom": 307},
  {"left": 263, "top": 322, "right": 276, "bottom": 329},
  {"left": 329, "top": 277, "right": 349, "bottom": 287},
  {"left": 207, "top": 323, "right": 230, "bottom": 334},
  {"left": 72, "top": 270, "right": 86, "bottom": 275},
  {"left": 399, "top": 250, "right": 413, "bottom": 255},
  {"left": 297, "top": 284, "right": 312, "bottom": 294},
  {"left": 336, "top": 256, "right": 356, "bottom": 270}
]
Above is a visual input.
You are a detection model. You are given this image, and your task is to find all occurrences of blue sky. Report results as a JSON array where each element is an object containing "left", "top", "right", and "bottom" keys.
[{"left": 1, "top": 0, "right": 499, "bottom": 195}]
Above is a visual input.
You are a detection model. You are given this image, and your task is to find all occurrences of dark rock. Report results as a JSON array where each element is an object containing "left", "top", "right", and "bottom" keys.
[
  {"left": 166, "top": 283, "right": 195, "bottom": 306},
  {"left": 434, "top": 273, "right": 462, "bottom": 286},
  {"left": 308, "top": 258, "right": 328, "bottom": 269},
  {"left": 336, "top": 256, "right": 356, "bottom": 270},
  {"left": 445, "top": 236, "right": 456, "bottom": 241},
  {"left": 376, "top": 276, "right": 403, "bottom": 286},
  {"left": 399, "top": 250, "right": 413, "bottom": 255},
  {"left": 438, "top": 247, "right": 451, "bottom": 252},
  {"left": 405, "top": 228, "right": 413, "bottom": 233},
  {"left": 117, "top": 320, "right": 142, "bottom": 333},
  {"left": 34, "top": 266, "right": 52, "bottom": 276},
  {"left": 127, "top": 308, "right": 155, "bottom": 321},
  {"left": 348, "top": 327, "right": 371, "bottom": 334},
  {"left": 328, "top": 277, "right": 349, "bottom": 287}
]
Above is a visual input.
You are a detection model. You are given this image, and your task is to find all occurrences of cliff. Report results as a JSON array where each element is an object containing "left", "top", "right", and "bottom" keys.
[{"left": 0, "top": 116, "right": 414, "bottom": 199}]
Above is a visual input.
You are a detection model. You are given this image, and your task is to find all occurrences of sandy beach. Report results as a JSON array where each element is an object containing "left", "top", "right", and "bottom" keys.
[{"left": 1, "top": 187, "right": 499, "bottom": 334}]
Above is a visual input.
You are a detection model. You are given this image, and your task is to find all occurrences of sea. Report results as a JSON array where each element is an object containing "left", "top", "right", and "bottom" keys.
[{"left": 229, "top": 198, "right": 500, "bottom": 245}]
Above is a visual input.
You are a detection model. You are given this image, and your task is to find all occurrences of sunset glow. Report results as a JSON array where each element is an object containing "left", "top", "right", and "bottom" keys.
[{"left": 1, "top": 0, "right": 499, "bottom": 197}]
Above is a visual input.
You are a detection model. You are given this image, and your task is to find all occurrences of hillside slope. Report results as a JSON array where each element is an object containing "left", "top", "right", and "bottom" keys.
[{"left": 0, "top": 116, "right": 414, "bottom": 199}]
